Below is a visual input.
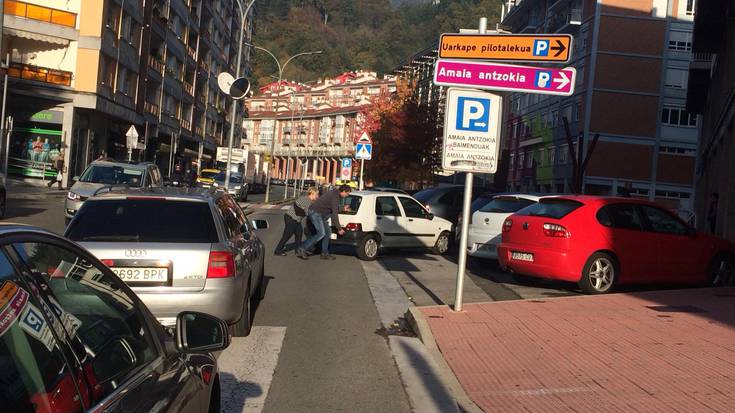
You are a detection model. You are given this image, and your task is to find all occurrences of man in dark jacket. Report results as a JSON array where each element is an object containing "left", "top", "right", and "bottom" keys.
[{"left": 298, "top": 184, "right": 351, "bottom": 260}]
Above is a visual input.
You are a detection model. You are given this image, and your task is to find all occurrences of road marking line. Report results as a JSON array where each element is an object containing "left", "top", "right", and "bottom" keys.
[{"left": 219, "top": 326, "right": 286, "bottom": 413}]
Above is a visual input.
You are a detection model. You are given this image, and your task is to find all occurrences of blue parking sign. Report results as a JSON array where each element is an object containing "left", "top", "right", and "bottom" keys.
[{"left": 456, "top": 97, "right": 491, "bottom": 132}]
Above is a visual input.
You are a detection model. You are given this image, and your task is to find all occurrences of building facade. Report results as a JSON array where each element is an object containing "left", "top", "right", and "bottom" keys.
[
  {"left": 501, "top": 0, "right": 698, "bottom": 213},
  {"left": 243, "top": 71, "right": 396, "bottom": 184},
  {"left": 1, "top": 0, "right": 252, "bottom": 185},
  {"left": 686, "top": 0, "right": 735, "bottom": 241}
]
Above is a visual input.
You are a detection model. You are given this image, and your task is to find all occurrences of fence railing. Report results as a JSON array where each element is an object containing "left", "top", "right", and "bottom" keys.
[
  {"left": 7, "top": 62, "right": 72, "bottom": 86},
  {"left": 4, "top": 0, "right": 77, "bottom": 28}
]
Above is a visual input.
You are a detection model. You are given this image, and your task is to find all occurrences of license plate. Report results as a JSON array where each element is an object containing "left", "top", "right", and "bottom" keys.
[
  {"left": 330, "top": 233, "right": 337, "bottom": 240},
  {"left": 112, "top": 267, "right": 169, "bottom": 283},
  {"left": 511, "top": 251, "right": 534, "bottom": 262}
]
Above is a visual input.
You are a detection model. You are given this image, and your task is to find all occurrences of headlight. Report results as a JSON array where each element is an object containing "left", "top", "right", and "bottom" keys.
[
  {"left": 235, "top": 185, "right": 241, "bottom": 189},
  {"left": 67, "top": 191, "right": 80, "bottom": 201}
]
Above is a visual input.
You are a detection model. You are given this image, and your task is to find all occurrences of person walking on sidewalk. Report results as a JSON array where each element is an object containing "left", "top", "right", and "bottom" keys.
[
  {"left": 274, "top": 186, "right": 319, "bottom": 256},
  {"left": 297, "top": 184, "right": 351, "bottom": 260},
  {"left": 47, "top": 148, "right": 65, "bottom": 189}
]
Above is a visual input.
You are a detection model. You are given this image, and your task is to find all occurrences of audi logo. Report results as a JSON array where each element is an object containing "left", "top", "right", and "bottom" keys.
[{"left": 125, "top": 249, "right": 147, "bottom": 257}]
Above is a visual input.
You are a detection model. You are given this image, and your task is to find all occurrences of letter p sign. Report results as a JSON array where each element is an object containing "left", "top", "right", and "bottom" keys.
[
  {"left": 533, "top": 40, "right": 549, "bottom": 56},
  {"left": 456, "top": 97, "right": 490, "bottom": 132}
]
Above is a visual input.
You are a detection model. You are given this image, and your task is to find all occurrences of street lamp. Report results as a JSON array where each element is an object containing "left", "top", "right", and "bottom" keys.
[
  {"left": 224, "top": 0, "right": 256, "bottom": 189},
  {"left": 244, "top": 42, "right": 322, "bottom": 203}
]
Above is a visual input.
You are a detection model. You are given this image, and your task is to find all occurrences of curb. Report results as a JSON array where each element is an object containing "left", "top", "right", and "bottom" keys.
[{"left": 406, "top": 306, "right": 484, "bottom": 413}]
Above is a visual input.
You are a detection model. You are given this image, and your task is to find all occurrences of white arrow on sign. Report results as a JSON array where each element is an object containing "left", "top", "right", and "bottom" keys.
[
  {"left": 553, "top": 71, "right": 570, "bottom": 90},
  {"left": 126, "top": 125, "right": 139, "bottom": 139}
]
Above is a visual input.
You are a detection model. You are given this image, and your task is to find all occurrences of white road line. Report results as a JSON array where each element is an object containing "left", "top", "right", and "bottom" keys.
[{"left": 218, "top": 326, "right": 286, "bottom": 413}]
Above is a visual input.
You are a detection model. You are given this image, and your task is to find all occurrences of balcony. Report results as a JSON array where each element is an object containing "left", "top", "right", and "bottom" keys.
[
  {"left": 7, "top": 62, "right": 72, "bottom": 86},
  {"left": 690, "top": 53, "right": 715, "bottom": 71},
  {"left": 144, "top": 101, "right": 160, "bottom": 116},
  {"left": 181, "top": 118, "right": 191, "bottom": 130},
  {"left": 194, "top": 126, "right": 204, "bottom": 137},
  {"left": 548, "top": 8, "right": 582, "bottom": 33},
  {"left": 183, "top": 81, "right": 194, "bottom": 96},
  {"left": 187, "top": 45, "right": 197, "bottom": 61},
  {"left": 148, "top": 55, "right": 163, "bottom": 74},
  {"left": 4, "top": 0, "right": 76, "bottom": 28}
]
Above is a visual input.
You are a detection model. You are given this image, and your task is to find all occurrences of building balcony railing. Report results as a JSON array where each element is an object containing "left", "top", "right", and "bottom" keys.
[
  {"left": 199, "top": 59, "right": 210, "bottom": 73},
  {"left": 181, "top": 118, "right": 191, "bottom": 130},
  {"left": 187, "top": 45, "right": 197, "bottom": 61},
  {"left": 194, "top": 126, "right": 204, "bottom": 136},
  {"left": 144, "top": 101, "right": 159, "bottom": 116},
  {"left": 4, "top": 0, "right": 77, "bottom": 28},
  {"left": 7, "top": 62, "right": 72, "bottom": 86},
  {"left": 690, "top": 53, "right": 715, "bottom": 71},
  {"left": 148, "top": 55, "right": 164, "bottom": 74},
  {"left": 183, "top": 81, "right": 194, "bottom": 96}
]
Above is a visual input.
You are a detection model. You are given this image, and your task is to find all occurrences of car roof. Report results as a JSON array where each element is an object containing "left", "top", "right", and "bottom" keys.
[
  {"left": 541, "top": 195, "right": 656, "bottom": 206},
  {"left": 348, "top": 191, "right": 415, "bottom": 198},
  {"left": 491, "top": 193, "right": 542, "bottom": 201},
  {"left": 89, "top": 160, "right": 152, "bottom": 169},
  {"left": 81, "top": 187, "right": 226, "bottom": 202}
]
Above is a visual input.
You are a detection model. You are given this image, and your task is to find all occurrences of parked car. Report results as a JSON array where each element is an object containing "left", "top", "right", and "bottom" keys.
[
  {"left": 212, "top": 172, "right": 249, "bottom": 201},
  {"left": 65, "top": 160, "right": 163, "bottom": 225},
  {"left": 196, "top": 168, "right": 221, "bottom": 187},
  {"left": 302, "top": 179, "right": 317, "bottom": 188},
  {"left": 413, "top": 185, "right": 489, "bottom": 224},
  {"left": 0, "top": 224, "right": 230, "bottom": 412},
  {"left": 65, "top": 187, "right": 268, "bottom": 336},
  {"left": 248, "top": 181, "right": 267, "bottom": 194},
  {"left": 465, "top": 194, "right": 540, "bottom": 259},
  {"left": 498, "top": 196, "right": 735, "bottom": 294},
  {"left": 271, "top": 178, "right": 285, "bottom": 186},
  {"left": 331, "top": 191, "right": 453, "bottom": 260}
]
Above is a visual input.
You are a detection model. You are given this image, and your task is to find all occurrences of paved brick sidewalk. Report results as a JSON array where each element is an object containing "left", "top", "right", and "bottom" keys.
[{"left": 420, "top": 288, "right": 735, "bottom": 412}]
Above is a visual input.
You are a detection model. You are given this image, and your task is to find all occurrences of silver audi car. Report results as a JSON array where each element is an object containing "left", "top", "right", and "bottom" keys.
[{"left": 64, "top": 187, "right": 268, "bottom": 336}]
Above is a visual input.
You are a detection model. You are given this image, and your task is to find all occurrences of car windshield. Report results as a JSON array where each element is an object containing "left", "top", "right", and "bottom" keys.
[
  {"left": 470, "top": 195, "right": 494, "bottom": 212},
  {"left": 517, "top": 199, "right": 584, "bottom": 219},
  {"left": 79, "top": 165, "right": 145, "bottom": 187},
  {"left": 479, "top": 197, "right": 537, "bottom": 213},
  {"left": 339, "top": 195, "right": 362, "bottom": 215},
  {"left": 66, "top": 199, "right": 219, "bottom": 243},
  {"left": 213, "top": 172, "right": 242, "bottom": 183},
  {"left": 413, "top": 188, "right": 441, "bottom": 203},
  {"left": 200, "top": 170, "right": 219, "bottom": 179}
]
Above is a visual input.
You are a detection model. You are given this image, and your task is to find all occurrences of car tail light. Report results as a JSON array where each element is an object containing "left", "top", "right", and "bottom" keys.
[
  {"left": 345, "top": 223, "right": 362, "bottom": 232},
  {"left": 543, "top": 223, "right": 570, "bottom": 238},
  {"left": 207, "top": 251, "right": 235, "bottom": 278},
  {"left": 502, "top": 218, "right": 513, "bottom": 232},
  {"left": 100, "top": 259, "right": 115, "bottom": 267}
]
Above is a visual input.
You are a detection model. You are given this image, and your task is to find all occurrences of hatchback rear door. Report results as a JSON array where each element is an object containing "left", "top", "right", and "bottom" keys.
[{"left": 66, "top": 198, "right": 219, "bottom": 291}]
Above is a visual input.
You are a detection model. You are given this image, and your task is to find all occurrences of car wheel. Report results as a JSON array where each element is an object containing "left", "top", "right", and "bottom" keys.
[
  {"left": 357, "top": 234, "right": 379, "bottom": 261},
  {"left": 0, "top": 191, "right": 6, "bottom": 219},
  {"left": 708, "top": 254, "right": 735, "bottom": 287},
  {"left": 256, "top": 261, "right": 267, "bottom": 300},
  {"left": 232, "top": 281, "right": 252, "bottom": 337},
  {"left": 579, "top": 252, "right": 617, "bottom": 294},
  {"left": 432, "top": 231, "right": 451, "bottom": 255}
]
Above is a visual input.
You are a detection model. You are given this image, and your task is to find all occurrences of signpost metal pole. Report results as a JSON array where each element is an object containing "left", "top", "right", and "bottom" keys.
[
  {"left": 359, "top": 159, "right": 365, "bottom": 190},
  {"left": 454, "top": 17, "right": 487, "bottom": 312}
]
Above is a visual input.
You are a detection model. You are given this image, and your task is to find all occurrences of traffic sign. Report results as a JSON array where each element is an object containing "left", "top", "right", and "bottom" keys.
[
  {"left": 439, "top": 33, "right": 572, "bottom": 63},
  {"left": 340, "top": 158, "right": 352, "bottom": 181},
  {"left": 355, "top": 143, "right": 372, "bottom": 160},
  {"left": 125, "top": 125, "right": 139, "bottom": 149},
  {"left": 442, "top": 88, "right": 502, "bottom": 174},
  {"left": 434, "top": 59, "right": 576, "bottom": 96},
  {"left": 357, "top": 131, "right": 372, "bottom": 144}
]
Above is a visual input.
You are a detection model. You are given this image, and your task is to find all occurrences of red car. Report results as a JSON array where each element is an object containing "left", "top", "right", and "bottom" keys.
[{"left": 498, "top": 196, "right": 735, "bottom": 294}]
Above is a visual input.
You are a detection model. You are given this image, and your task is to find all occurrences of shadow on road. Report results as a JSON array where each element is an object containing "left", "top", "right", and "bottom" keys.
[
  {"left": 5, "top": 205, "right": 47, "bottom": 219},
  {"left": 219, "top": 372, "right": 263, "bottom": 413},
  {"left": 396, "top": 338, "right": 460, "bottom": 412}
]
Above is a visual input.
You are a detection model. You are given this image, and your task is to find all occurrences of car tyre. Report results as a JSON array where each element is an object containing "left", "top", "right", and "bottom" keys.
[
  {"left": 708, "top": 253, "right": 735, "bottom": 287},
  {"left": 357, "top": 234, "right": 380, "bottom": 261},
  {"left": 579, "top": 252, "right": 617, "bottom": 294},
  {"left": 432, "top": 231, "right": 451, "bottom": 255},
  {"left": 232, "top": 281, "right": 252, "bottom": 337}
]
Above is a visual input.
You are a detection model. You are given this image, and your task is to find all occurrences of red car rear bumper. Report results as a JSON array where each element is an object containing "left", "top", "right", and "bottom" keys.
[{"left": 498, "top": 243, "right": 583, "bottom": 282}]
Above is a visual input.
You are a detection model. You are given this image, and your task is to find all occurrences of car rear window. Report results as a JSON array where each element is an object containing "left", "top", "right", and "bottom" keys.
[
  {"left": 339, "top": 195, "right": 362, "bottom": 215},
  {"left": 479, "top": 197, "right": 536, "bottom": 213},
  {"left": 516, "top": 198, "right": 583, "bottom": 219},
  {"left": 66, "top": 199, "right": 219, "bottom": 243}
]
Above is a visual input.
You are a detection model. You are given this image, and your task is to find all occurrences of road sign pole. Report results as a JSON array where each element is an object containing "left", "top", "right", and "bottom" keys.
[
  {"left": 359, "top": 159, "right": 365, "bottom": 190},
  {"left": 454, "top": 16, "right": 487, "bottom": 312}
]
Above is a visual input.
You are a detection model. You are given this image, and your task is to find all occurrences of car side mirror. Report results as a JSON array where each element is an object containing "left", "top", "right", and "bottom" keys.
[
  {"left": 428, "top": 213, "right": 434, "bottom": 220},
  {"left": 176, "top": 311, "right": 230, "bottom": 353},
  {"left": 252, "top": 219, "right": 268, "bottom": 230},
  {"left": 72, "top": 175, "right": 79, "bottom": 182}
]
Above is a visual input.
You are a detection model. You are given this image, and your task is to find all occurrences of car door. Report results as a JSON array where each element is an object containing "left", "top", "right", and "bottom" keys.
[
  {"left": 216, "top": 196, "right": 252, "bottom": 291},
  {"left": 597, "top": 204, "right": 660, "bottom": 283},
  {"left": 374, "top": 196, "right": 407, "bottom": 247},
  {"left": 397, "top": 196, "right": 438, "bottom": 247},
  {"left": 10, "top": 238, "right": 207, "bottom": 413},
  {"left": 639, "top": 204, "right": 703, "bottom": 282}
]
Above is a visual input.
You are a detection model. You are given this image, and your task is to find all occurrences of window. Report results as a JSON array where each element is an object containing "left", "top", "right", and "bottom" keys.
[
  {"left": 686, "top": 0, "right": 696, "bottom": 16},
  {"left": 509, "top": 154, "right": 515, "bottom": 170},
  {"left": 597, "top": 204, "right": 645, "bottom": 230},
  {"left": 479, "top": 196, "right": 536, "bottom": 213},
  {"left": 399, "top": 197, "right": 431, "bottom": 219},
  {"left": 0, "top": 252, "right": 84, "bottom": 412},
  {"left": 668, "top": 31, "right": 692, "bottom": 51},
  {"left": 518, "top": 199, "right": 583, "bottom": 219},
  {"left": 101, "top": 56, "right": 115, "bottom": 86},
  {"left": 120, "top": 14, "right": 133, "bottom": 44},
  {"left": 661, "top": 106, "right": 697, "bottom": 127},
  {"left": 105, "top": 3, "right": 121, "bottom": 35},
  {"left": 665, "top": 68, "right": 688, "bottom": 89},
  {"left": 640, "top": 205, "right": 689, "bottom": 235},
  {"left": 375, "top": 196, "right": 400, "bottom": 217},
  {"left": 15, "top": 242, "right": 157, "bottom": 403},
  {"left": 216, "top": 196, "right": 246, "bottom": 238},
  {"left": 339, "top": 195, "right": 362, "bottom": 215},
  {"left": 659, "top": 146, "right": 696, "bottom": 156},
  {"left": 67, "top": 200, "right": 219, "bottom": 243}
]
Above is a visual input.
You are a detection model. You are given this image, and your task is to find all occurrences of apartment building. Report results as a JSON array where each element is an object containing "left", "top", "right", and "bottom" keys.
[
  {"left": 1, "top": 0, "right": 251, "bottom": 184},
  {"left": 686, "top": 0, "right": 735, "bottom": 241},
  {"left": 501, "top": 0, "right": 698, "bottom": 213},
  {"left": 243, "top": 71, "right": 396, "bottom": 184}
]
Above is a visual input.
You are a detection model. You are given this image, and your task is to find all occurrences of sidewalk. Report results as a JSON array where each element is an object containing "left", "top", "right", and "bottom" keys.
[
  {"left": 7, "top": 177, "right": 67, "bottom": 197},
  {"left": 411, "top": 287, "right": 735, "bottom": 412}
]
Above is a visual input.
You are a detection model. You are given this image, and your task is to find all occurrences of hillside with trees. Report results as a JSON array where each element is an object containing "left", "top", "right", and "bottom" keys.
[{"left": 250, "top": 0, "right": 502, "bottom": 86}]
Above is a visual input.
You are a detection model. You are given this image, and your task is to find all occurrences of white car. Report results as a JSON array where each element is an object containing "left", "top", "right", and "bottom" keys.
[
  {"left": 466, "top": 194, "right": 540, "bottom": 260},
  {"left": 331, "top": 191, "right": 453, "bottom": 260}
]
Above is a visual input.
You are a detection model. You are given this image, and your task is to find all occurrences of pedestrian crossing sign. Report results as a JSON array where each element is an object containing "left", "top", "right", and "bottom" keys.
[{"left": 355, "top": 143, "right": 372, "bottom": 160}]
